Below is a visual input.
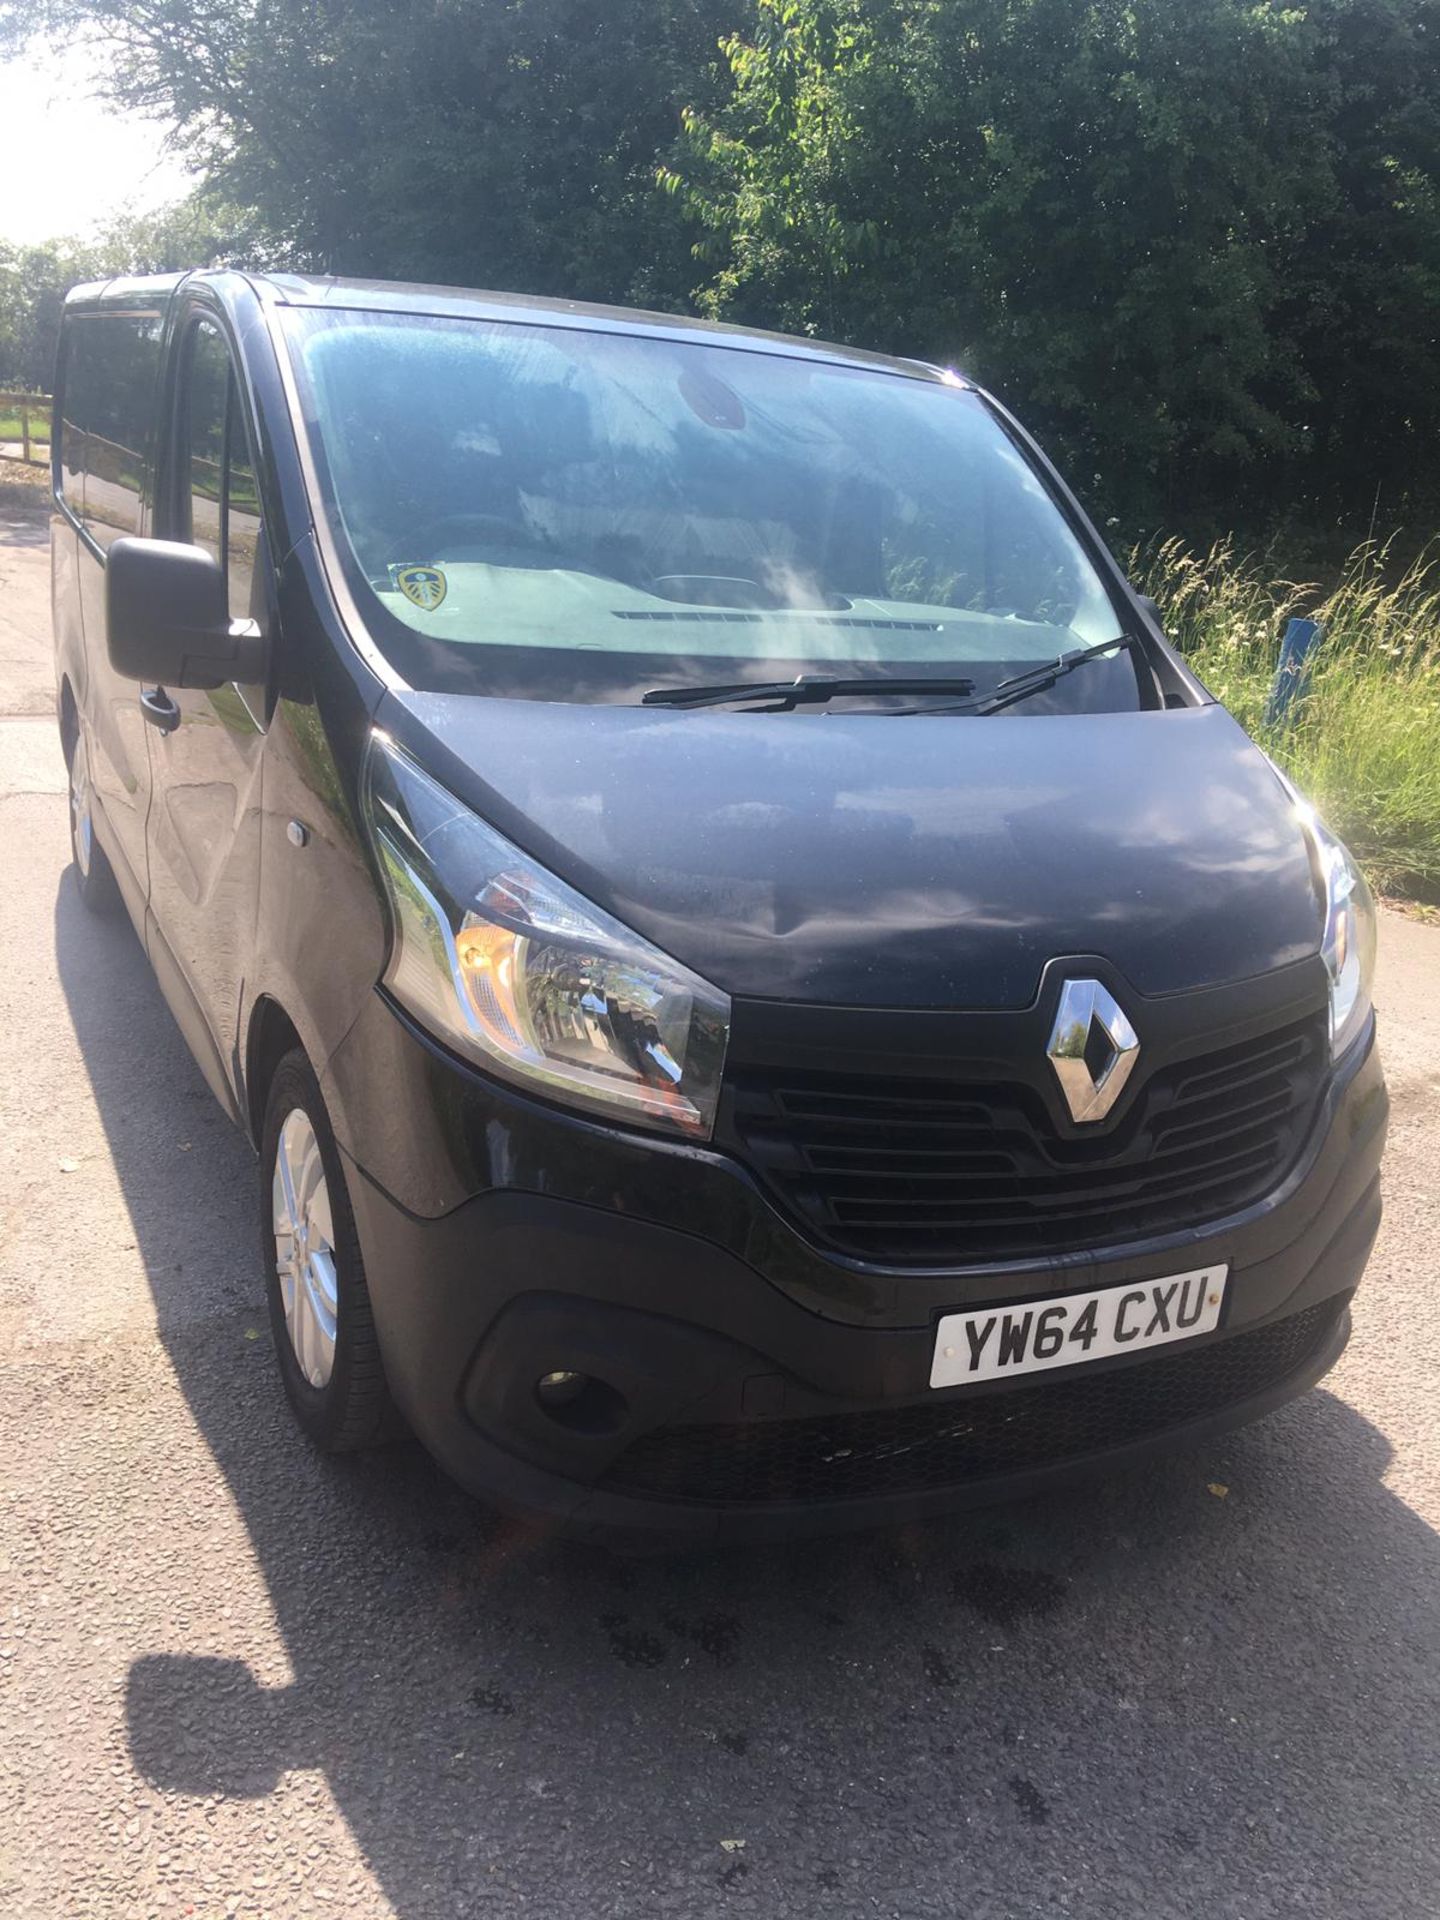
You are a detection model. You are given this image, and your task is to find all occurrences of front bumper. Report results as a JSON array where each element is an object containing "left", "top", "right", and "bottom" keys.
[{"left": 325, "top": 989, "right": 1387, "bottom": 1544}]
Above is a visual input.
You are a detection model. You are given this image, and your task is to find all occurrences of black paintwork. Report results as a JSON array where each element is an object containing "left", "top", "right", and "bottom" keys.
[
  {"left": 49, "top": 267, "right": 1386, "bottom": 1536},
  {"left": 331, "top": 998, "right": 1382, "bottom": 1541},
  {"left": 387, "top": 690, "right": 1322, "bottom": 1008}
]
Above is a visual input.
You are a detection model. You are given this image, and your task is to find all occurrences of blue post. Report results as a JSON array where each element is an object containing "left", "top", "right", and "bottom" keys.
[{"left": 1264, "top": 617, "right": 1322, "bottom": 727}]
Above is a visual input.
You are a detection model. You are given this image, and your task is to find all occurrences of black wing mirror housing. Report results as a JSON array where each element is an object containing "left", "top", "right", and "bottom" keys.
[{"left": 105, "top": 537, "right": 266, "bottom": 690}]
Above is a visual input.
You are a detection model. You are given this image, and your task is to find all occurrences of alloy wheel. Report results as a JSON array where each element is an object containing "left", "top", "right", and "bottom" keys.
[
  {"left": 272, "top": 1107, "right": 339, "bottom": 1388},
  {"left": 69, "top": 730, "right": 94, "bottom": 877}
]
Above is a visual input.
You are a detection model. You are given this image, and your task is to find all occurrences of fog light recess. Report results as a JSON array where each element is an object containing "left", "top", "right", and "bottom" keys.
[
  {"left": 536, "top": 1370, "right": 587, "bottom": 1409},
  {"left": 534, "top": 1369, "right": 629, "bottom": 1435}
]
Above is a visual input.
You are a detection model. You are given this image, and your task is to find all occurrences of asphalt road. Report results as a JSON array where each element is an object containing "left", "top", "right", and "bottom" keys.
[{"left": 2, "top": 502, "right": 1438, "bottom": 1920}]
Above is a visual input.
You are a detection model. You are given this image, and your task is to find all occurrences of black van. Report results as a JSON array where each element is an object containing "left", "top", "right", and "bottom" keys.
[{"left": 52, "top": 271, "right": 1386, "bottom": 1542}]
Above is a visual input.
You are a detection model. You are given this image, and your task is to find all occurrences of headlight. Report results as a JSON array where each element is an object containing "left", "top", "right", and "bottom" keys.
[
  {"left": 364, "top": 733, "right": 731, "bottom": 1136},
  {"left": 1294, "top": 808, "right": 1376, "bottom": 1059},
  {"left": 1264, "top": 758, "right": 1377, "bottom": 1060}
]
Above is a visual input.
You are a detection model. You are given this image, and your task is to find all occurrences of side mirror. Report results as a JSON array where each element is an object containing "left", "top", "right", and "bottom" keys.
[
  {"left": 106, "top": 537, "right": 266, "bottom": 690},
  {"left": 1134, "top": 591, "right": 1163, "bottom": 629}
]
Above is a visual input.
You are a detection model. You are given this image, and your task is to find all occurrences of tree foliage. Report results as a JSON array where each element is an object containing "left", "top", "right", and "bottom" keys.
[
  {"left": 0, "top": 197, "right": 268, "bottom": 388},
  {"left": 0, "top": 237, "right": 95, "bottom": 391},
  {"left": 2, "top": 1, "right": 737, "bottom": 300},
  {"left": 671, "top": 0, "right": 1440, "bottom": 537},
  {"left": 3, "top": 0, "right": 1440, "bottom": 539}
]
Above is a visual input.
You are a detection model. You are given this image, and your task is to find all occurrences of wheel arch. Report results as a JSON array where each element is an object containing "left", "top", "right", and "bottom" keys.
[
  {"left": 58, "top": 676, "right": 79, "bottom": 764},
  {"left": 244, "top": 995, "right": 306, "bottom": 1149}
]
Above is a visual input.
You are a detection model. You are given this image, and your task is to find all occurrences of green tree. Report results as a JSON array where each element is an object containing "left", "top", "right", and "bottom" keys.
[
  {"left": 0, "top": 236, "right": 100, "bottom": 388},
  {"left": 2, "top": 1, "right": 741, "bottom": 305},
  {"left": 669, "top": 0, "right": 1440, "bottom": 539},
  {"left": 92, "top": 195, "right": 278, "bottom": 276},
  {"left": 7, "top": 0, "right": 1440, "bottom": 545},
  {"left": 1275, "top": 0, "right": 1440, "bottom": 538},
  {"left": 0, "top": 195, "right": 271, "bottom": 388}
]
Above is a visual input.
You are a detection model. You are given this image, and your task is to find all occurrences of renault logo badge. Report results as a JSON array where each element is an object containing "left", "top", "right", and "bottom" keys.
[{"left": 1047, "top": 979, "right": 1140, "bottom": 1124}]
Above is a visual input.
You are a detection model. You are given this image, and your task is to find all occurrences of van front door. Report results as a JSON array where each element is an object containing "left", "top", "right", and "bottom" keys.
[
  {"left": 61, "top": 307, "right": 166, "bottom": 914},
  {"left": 143, "top": 311, "right": 270, "bottom": 1114}
]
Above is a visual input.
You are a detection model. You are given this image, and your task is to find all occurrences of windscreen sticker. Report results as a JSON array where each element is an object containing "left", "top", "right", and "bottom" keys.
[{"left": 393, "top": 564, "right": 448, "bottom": 611}]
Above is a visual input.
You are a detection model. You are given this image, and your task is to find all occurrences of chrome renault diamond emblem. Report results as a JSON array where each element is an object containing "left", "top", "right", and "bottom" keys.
[{"left": 1047, "top": 979, "right": 1140, "bottom": 1124}]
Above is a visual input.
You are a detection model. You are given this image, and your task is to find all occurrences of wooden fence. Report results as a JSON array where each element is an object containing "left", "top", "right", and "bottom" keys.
[{"left": 0, "top": 391, "right": 52, "bottom": 465}]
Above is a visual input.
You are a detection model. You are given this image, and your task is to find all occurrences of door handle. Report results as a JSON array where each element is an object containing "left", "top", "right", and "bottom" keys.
[{"left": 139, "top": 686, "right": 181, "bottom": 734}]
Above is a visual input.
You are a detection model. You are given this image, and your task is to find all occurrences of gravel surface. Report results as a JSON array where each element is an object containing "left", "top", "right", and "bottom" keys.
[{"left": 2, "top": 513, "right": 1438, "bottom": 1919}]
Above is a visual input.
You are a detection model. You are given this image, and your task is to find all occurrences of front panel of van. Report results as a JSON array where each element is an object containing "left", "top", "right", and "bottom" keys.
[{"left": 52, "top": 270, "right": 1387, "bottom": 1544}]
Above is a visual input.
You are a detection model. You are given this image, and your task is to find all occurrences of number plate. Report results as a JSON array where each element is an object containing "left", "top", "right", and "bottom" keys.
[{"left": 929, "top": 1266, "right": 1229, "bottom": 1389}]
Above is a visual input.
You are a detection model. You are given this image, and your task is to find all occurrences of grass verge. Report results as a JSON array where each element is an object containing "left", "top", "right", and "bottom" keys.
[
  {"left": 0, "top": 414, "right": 50, "bottom": 446},
  {"left": 1139, "top": 537, "right": 1440, "bottom": 902}
]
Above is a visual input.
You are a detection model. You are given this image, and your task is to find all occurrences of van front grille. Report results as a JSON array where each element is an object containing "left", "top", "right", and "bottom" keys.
[
  {"left": 725, "top": 1014, "right": 1329, "bottom": 1265},
  {"left": 602, "top": 1299, "right": 1345, "bottom": 1508}
]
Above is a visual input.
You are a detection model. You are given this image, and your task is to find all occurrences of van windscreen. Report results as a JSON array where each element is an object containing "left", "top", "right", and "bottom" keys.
[{"left": 282, "top": 307, "right": 1140, "bottom": 711}]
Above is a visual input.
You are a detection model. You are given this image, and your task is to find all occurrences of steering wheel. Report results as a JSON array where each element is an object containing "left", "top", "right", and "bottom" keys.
[{"left": 412, "top": 513, "right": 548, "bottom": 558}]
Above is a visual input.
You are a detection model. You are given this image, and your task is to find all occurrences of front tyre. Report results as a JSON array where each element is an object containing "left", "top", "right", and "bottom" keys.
[
  {"left": 67, "top": 724, "right": 121, "bottom": 913},
  {"left": 260, "top": 1048, "right": 396, "bottom": 1451}
]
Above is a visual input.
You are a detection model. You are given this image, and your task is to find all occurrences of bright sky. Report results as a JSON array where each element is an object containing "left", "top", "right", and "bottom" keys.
[{"left": 0, "top": 38, "right": 192, "bottom": 244}]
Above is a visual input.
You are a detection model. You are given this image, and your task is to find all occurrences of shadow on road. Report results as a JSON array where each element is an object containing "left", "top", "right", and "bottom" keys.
[
  {"left": 55, "top": 869, "right": 1440, "bottom": 1915},
  {"left": 0, "top": 504, "right": 50, "bottom": 550}
]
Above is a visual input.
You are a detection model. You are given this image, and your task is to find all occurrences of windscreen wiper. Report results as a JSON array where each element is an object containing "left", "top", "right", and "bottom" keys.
[
  {"left": 641, "top": 674, "right": 977, "bottom": 712},
  {"left": 896, "top": 634, "right": 1144, "bottom": 716}
]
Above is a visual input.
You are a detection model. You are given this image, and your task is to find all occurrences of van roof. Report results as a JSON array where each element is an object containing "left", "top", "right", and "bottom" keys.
[{"left": 63, "top": 269, "right": 964, "bottom": 387}]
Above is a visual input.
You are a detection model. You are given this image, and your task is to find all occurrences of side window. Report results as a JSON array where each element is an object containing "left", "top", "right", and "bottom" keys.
[
  {"left": 184, "top": 321, "right": 228, "bottom": 566},
  {"left": 59, "top": 311, "right": 163, "bottom": 547},
  {"left": 225, "top": 381, "right": 262, "bottom": 623},
  {"left": 180, "top": 319, "right": 264, "bottom": 623},
  {"left": 58, "top": 328, "right": 88, "bottom": 505}
]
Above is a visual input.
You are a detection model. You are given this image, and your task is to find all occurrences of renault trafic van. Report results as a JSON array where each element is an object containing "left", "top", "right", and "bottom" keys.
[{"left": 51, "top": 272, "right": 1387, "bottom": 1542}]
